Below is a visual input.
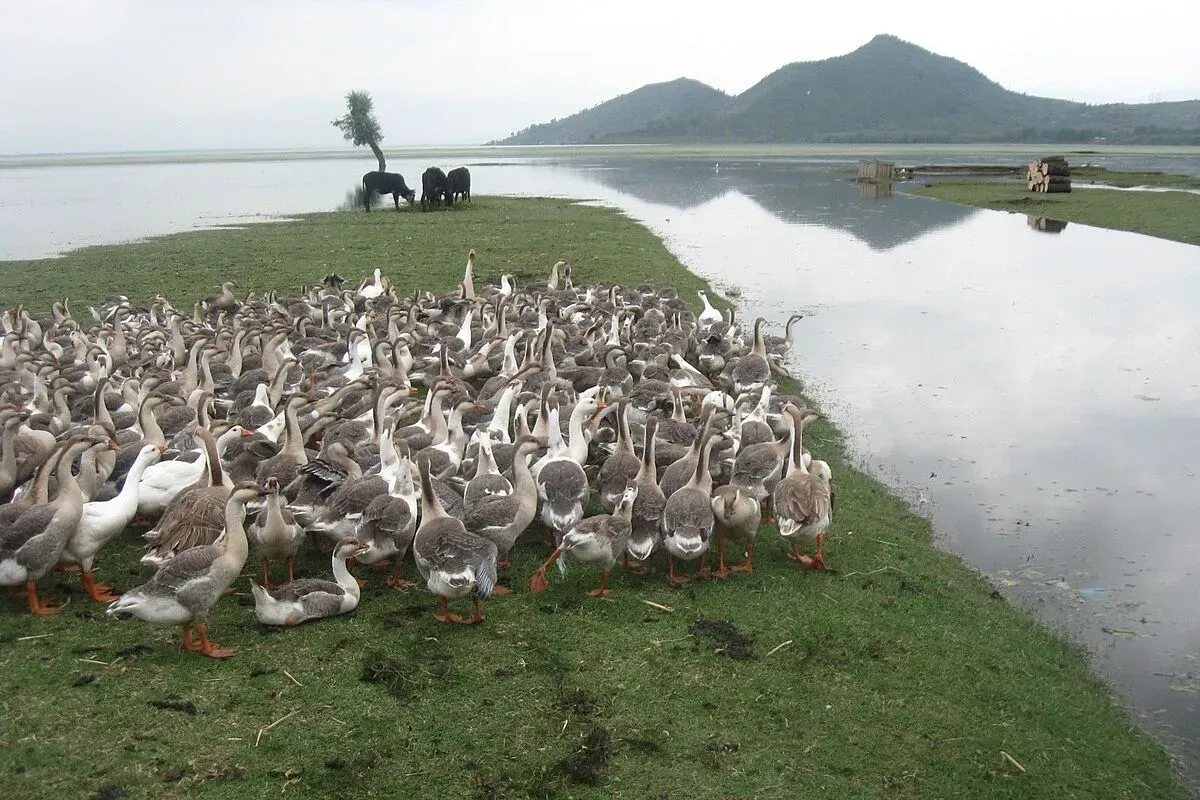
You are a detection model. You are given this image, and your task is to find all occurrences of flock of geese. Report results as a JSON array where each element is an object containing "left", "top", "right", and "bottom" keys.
[{"left": 0, "top": 252, "right": 830, "bottom": 658}]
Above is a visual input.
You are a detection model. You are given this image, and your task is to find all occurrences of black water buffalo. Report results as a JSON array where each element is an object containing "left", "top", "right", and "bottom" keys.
[
  {"left": 362, "top": 171, "right": 416, "bottom": 211},
  {"left": 446, "top": 167, "right": 471, "bottom": 205},
  {"left": 421, "top": 167, "right": 449, "bottom": 211}
]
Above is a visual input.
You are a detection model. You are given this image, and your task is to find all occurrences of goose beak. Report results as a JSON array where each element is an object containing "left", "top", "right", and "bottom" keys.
[{"left": 157, "top": 444, "right": 167, "bottom": 453}]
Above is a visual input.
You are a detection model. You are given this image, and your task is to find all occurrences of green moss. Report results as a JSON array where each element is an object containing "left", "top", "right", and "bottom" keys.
[{"left": 0, "top": 198, "right": 1185, "bottom": 798}]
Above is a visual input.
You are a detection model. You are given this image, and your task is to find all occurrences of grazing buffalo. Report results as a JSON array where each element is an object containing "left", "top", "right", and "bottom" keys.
[
  {"left": 421, "top": 167, "right": 449, "bottom": 211},
  {"left": 362, "top": 171, "right": 416, "bottom": 211},
  {"left": 446, "top": 167, "right": 471, "bottom": 205}
]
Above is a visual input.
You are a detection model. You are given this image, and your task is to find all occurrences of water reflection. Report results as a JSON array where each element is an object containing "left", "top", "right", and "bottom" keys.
[
  {"left": 571, "top": 159, "right": 977, "bottom": 252},
  {"left": 858, "top": 182, "right": 893, "bottom": 200},
  {"left": 1027, "top": 215, "right": 1069, "bottom": 233},
  {"left": 624, "top": 185, "right": 1200, "bottom": 781}
]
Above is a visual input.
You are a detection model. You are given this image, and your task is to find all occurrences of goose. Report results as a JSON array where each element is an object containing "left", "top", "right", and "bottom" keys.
[
  {"left": 247, "top": 476, "right": 304, "bottom": 588},
  {"left": 140, "top": 428, "right": 234, "bottom": 565},
  {"left": 108, "top": 482, "right": 266, "bottom": 658},
  {"left": 255, "top": 394, "right": 310, "bottom": 489},
  {"left": 62, "top": 443, "right": 162, "bottom": 601},
  {"left": 0, "top": 435, "right": 110, "bottom": 614},
  {"left": 659, "top": 404, "right": 716, "bottom": 501},
  {"left": 729, "top": 410, "right": 795, "bottom": 512},
  {"left": 772, "top": 405, "right": 831, "bottom": 570},
  {"left": 461, "top": 434, "right": 544, "bottom": 574},
  {"left": 250, "top": 537, "right": 369, "bottom": 627},
  {"left": 529, "top": 485, "right": 638, "bottom": 597},
  {"left": 661, "top": 427, "right": 719, "bottom": 587},
  {"left": 354, "top": 449, "right": 418, "bottom": 587},
  {"left": 696, "top": 290, "right": 722, "bottom": 329},
  {"left": 710, "top": 485, "right": 760, "bottom": 577},
  {"left": 463, "top": 434, "right": 513, "bottom": 508},
  {"left": 626, "top": 414, "right": 666, "bottom": 572},
  {"left": 729, "top": 317, "right": 770, "bottom": 395},
  {"left": 137, "top": 424, "right": 250, "bottom": 518},
  {"left": 596, "top": 399, "right": 639, "bottom": 513},
  {"left": 534, "top": 395, "right": 601, "bottom": 542},
  {"left": 411, "top": 453, "right": 498, "bottom": 625}
]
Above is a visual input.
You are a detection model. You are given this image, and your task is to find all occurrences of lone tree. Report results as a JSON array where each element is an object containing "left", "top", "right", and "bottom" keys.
[{"left": 332, "top": 90, "right": 386, "bottom": 172}]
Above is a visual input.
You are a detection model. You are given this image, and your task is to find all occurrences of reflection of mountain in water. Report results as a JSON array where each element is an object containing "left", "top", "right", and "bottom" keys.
[{"left": 573, "top": 159, "right": 978, "bottom": 252}]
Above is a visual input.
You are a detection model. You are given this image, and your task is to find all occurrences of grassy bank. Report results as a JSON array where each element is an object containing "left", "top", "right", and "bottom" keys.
[
  {"left": 904, "top": 180, "right": 1200, "bottom": 246},
  {"left": 0, "top": 199, "right": 1185, "bottom": 799}
]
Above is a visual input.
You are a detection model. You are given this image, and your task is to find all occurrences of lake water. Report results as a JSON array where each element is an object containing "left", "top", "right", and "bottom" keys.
[{"left": 3, "top": 147, "right": 1200, "bottom": 782}]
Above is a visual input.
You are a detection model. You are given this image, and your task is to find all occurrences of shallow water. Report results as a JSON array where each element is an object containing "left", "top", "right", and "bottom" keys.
[{"left": 2, "top": 149, "right": 1200, "bottom": 782}]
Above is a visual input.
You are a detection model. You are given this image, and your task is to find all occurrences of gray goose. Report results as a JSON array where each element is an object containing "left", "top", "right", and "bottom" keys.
[
  {"left": 140, "top": 428, "right": 232, "bottom": 565},
  {"left": 0, "top": 435, "right": 110, "bottom": 614},
  {"left": 529, "top": 484, "right": 638, "bottom": 598},
  {"left": 661, "top": 427, "right": 719, "bottom": 587},
  {"left": 250, "top": 537, "right": 369, "bottom": 626},
  {"left": 247, "top": 476, "right": 304, "bottom": 587},
  {"left": 626, "top": 414, "right": 666, "bottom": 572},
  {"left": 596, "top": 399, "right": 639, "bottom": 513},
  {"left": 108, "top": 482, "right": 266, "bottom": 658},
  {"left": 729, "top": 317, "right": 770, "bottom": 395},
  {"left": 462, "top": 434, "right": 543, "bottom": 573},
  {"left": 412, "top": 454, "right": 498, "bottom": 625}
]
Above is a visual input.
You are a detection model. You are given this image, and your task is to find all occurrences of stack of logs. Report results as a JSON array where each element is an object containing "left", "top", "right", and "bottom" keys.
[{"left": 1027, "top": 156, "right": 1071, "bottom": 193}]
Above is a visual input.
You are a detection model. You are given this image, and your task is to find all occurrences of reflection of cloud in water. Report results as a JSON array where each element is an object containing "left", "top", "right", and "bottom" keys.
[
  {"left": 570, "top": 159, "right": 978, "bottom": 252},
  {"left": 630, "top": 191, "right": 1200, "bottom": 765}
]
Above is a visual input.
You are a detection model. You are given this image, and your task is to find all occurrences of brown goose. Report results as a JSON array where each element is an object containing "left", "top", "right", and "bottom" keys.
[
  {"left": 140, "top": 428, "right": 233, "bottom": 565},
  {"left": 412, "top": 454, "right": 498, "bottom": 625},
  {"left": 255, "top": 394, "right": 310, "bottom": 489},
  {"left": 0, "top": 435, "right": 110, "bottom": 614},
  {"left": 109, "top": 482, "right": 266, "bottom": 658},
  {"left": 710, "top": 485, "right": 760, "bottom": 577},
  {"left": 530, "top": 484, "right": 638, "bottom": 597},
  {"left": 773, "top": 405, "right": 831, "bottom": 570},
  {"left": 658, "top": 405, "right": 716, "bottom": 501},
  {"left": 247, "top": 476, "right": 304, "bottom": 587},
  {"left": 729, "top": 317, "right": 770, "bottom": 395}
]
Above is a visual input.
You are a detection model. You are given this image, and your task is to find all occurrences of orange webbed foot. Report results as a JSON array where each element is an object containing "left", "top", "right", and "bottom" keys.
[
  {"left": 433, "top": 612, "right": 465, "bottom": 624},
  {"left": 586, "top": 588, "right": 614, "bottom": 598},
  {"left": 385, "top": 576, "right": 417, "bottom": 589},
  {"left": 200, "top": 643, "right": 236, "bottom": 659},
  {"left": 528, "top": 571, "right": 549, "bottom": 594},
  {"left": 490, "top": 585, "right": 512, "bottom": 596}
]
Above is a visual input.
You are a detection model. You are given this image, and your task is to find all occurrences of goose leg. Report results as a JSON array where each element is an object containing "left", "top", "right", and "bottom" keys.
[
  {"left": 385, "top": 560, "right": 416, "bottom": 589},
  {"left": 586, "top": 569, "right": 612, "bottom": 598},
  {"left": 260, "top": 558, "right": 276, "bottom": 589},
  {"left": 811, "top": 532, "right": 827, "bottom": 572},
  {"left": 787, "top": 540, "right": 805, "bottom": 563},
  {"left": 286, "top": 557, "right": 295, "bottom": 584},
  {"left": 433, "top": 596, "right": 464, "bottom": 624},
  {"left": 712, "top": 539, "right": 731, "bottom": 579},
  {"left": 460, "top": 596, "right": 485, "bottom": 625},
  {"left": 666, "top": 555, "right": 690, "bottom": 587},
  {"left": 731, "top": 539, "right": 754, "bottom": 574},
  {"left": 497, "top": 554, "right": 512, "bottom": 570},
  {"left": 194, "top": 623, "right": 236, "bottom": 659},
  {"left": 180, "top": 624, "right": 202, "bottom": 652},
  {"left": 26, "top": 581, "right": 64, "bottom": 615},
  {"left": 696, "top": 551, "right": 710, "bottom": 580},
  {"left": 623, "top": 553, "right": 654, "bottom": 575},
  {"left": 528, "top": 547, "right": 563, "bottom": 594},
  {"left": 81, "top": 570, "right": 118, "bottom": 602}
]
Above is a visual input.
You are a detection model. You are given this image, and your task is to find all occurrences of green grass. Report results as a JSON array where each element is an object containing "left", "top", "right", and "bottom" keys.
[
  {"left": 0, "top": 198, "right": 1185, "bottom": 799},
  {"left": 904, "top": 180, "right": 1200, "bottom": 246},
  {"left": 1071, "top": 166, "right": 1200, "bottom": 190}
]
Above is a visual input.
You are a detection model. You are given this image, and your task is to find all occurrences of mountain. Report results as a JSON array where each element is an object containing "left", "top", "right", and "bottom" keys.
[
  {"left": 495, "top": 78, "right": 729, "bottom": 145},
  {"left": 493, "top": 35, "right": 1200, "bottom": 145}
]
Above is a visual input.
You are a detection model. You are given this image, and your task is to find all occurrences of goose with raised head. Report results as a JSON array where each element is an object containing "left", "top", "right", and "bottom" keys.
[
  {"left": 772, "top": 405, "right": 831, "bottom": 570},
  {"left": 596, "top": 399, "right": 639, "bottom": 513},
  {"left": 658, "top": 404, "right": 716, "bottom": 501},
  {"left": 661, "top": 428, "right": 719, "bottom": 587},
  {"left": 696, "top": 290, "right": 722, "bottom": 329},
  {"left": 412, "top": 454, "right": 498, "bottom": 625},
  {"left": 0, "top": 435, "right": 111, "bottom": 614},
  {"left": 533, "top": 395, "right": 601, "bottom": 543},
  {"left": 710, "top": 485, "right": 760, "bottom": 578},
  {"left": 729, "top": 410, "right": 795, "bottom": 512},
  {"left": 255, "top": 394, "right": 310, "bottom": 490},
  {"left": 63, "top": 443, "right": 162, "bottom": 601},
  {"left": 462, "top": 434, "right": 543, "bottom": 574},
  {"left": 108, "top": 482, "right": 266, "bottom": 658},
  {"left": 137, "top": 424, "right": 251, "bottom": 518},
  {"left": 355, "top": 447, "right": 418, "bottom": 587},
  {"left": 463, "top": 434, "right": 512, "bottom": 508},
  {"left": 530, "top": 484, "right": 638, "bottom": 598},
  {"left": 729, "top": 317, "right": 770, "bottom": 395},
  {"left": 250, "top": 537, "right": 369, "bottom": 626},
  {"left": 626, "top": 414, "right": 666, "bottom": 572},
  {"left": 247, "top": 476, "right": 304, "bottom": 588}
]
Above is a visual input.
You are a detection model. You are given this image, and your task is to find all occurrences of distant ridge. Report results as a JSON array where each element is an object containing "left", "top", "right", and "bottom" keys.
[{"left": 493, "top": 35, "right": 1200, "bottom": 145}]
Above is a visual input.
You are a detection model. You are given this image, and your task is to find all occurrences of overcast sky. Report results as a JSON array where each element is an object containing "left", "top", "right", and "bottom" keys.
[{"left": 2, "top": 0, "right": 1197, "bottom": 153}]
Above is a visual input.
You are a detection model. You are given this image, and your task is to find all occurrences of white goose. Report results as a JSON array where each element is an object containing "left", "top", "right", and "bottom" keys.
[
  {"left": 62, "top": 443, "right": 163, "bottom": 601},
  {"left": 250, "top": 537, "right": 369, "bottom": 627}
]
